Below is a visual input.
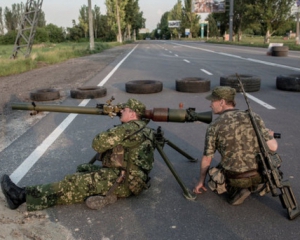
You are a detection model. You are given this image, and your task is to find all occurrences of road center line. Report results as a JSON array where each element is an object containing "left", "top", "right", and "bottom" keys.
[
  {"left": 184, "top": 59, "right": 190, "bottom": 63},
  {"left": 10, "top": 45, "right": 139, "bottom": 184}
]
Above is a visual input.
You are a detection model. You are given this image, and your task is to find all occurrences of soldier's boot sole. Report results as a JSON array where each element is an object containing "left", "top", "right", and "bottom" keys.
[{"left": 85, "top": 194, "right": 117, "bottom": 210}]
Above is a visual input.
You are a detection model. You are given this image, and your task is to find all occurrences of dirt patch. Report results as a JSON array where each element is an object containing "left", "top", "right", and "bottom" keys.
[{"left": 0, "top": 44, "right": 130, "bottom": 239}]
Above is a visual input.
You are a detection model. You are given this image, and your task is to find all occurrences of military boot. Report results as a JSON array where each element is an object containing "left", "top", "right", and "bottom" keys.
[
  {"left": 85, "top": 194, "right": 117, "bottom": 210},
  {"left": 1, "top": 174, "right": 26, "bottom": 210}
]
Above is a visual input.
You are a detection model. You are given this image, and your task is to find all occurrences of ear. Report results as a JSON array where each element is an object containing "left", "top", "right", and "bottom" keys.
[{"left": 130, "top": 111, "right": 138, "bottom": 119}]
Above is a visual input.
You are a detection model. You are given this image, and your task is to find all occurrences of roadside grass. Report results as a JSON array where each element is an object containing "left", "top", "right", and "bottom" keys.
[
  {"left": 0, "top": 41, "right": 123, "bottom": 77},
  {"left": 204, "top": 36, "right": 300, "bottom": 51}
]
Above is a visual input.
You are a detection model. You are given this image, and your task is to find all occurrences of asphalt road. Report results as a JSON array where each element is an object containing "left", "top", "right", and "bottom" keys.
[{"left": 1, "top": 40, "right": 300, "bottom": 240}]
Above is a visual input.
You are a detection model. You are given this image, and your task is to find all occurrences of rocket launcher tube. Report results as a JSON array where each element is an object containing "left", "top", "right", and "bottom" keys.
[
  {"left": 11, "top": 102, "right": 212, "bottom": 124},
  {"left": 143, "top": 108, "right": 212, "bottom": 124}
]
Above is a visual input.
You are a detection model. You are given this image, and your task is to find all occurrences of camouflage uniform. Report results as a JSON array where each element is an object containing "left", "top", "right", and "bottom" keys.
[
  {"left": 204, "top": 109, "right": 273, "bottom": 189},
  {"left": 25, "top": 99, "right": 155, "bottom": 211},
  {"left": 205, "top": 109, "right": 272, "bottom": 172}
]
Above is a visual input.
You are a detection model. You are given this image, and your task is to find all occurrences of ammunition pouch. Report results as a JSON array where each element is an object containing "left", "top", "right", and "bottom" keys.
[
  {"left": 102, "top": 144, "right": 125, "bottom": 169},
  {"left": 207, "top": 167, "right": 227, "bottom": 194}
]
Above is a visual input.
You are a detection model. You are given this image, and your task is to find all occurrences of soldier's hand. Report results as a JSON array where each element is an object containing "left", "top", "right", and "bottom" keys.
[{"left": 193, "top": 182, "right": 207, "bottom": 194}]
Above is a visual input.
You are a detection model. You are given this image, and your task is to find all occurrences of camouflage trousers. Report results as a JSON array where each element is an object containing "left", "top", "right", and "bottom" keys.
[
  {"left": 25, "top": 164, "right": 132, "bottom": 211},
  {"left": 226, "top": 174, "right": 263, "bottom": 199}
]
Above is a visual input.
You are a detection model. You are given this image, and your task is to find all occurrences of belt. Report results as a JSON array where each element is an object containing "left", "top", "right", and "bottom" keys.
[{"left": 225, "top": 169, "right": 260, "bottom": 179}]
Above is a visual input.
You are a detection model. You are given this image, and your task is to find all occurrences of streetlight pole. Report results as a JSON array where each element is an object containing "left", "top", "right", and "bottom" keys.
[{"left": 229, "top": 0, "right": 234, "bottom": 41}]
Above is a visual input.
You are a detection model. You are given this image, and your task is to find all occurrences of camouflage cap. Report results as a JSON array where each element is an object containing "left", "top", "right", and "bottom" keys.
[
  {"left": 206, "top": 86, "right": 236, "bottom": 101},
  {"left": 120, "top": 98, "right": 146, "bottom": 116}
]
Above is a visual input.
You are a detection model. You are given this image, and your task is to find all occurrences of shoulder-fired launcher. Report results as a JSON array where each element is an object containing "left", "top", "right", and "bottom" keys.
[{"left": 11, "top": 99, "right": 212, "bottom": 124}]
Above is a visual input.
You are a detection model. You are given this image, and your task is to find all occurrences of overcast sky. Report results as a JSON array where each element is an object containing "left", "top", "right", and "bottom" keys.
[{"left": 0, "top": 0, "right": 180, "bottom": 31}]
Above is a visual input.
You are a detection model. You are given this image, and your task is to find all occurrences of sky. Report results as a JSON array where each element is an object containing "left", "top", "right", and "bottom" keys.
[{"left": 0, "top": 0, "right": 179, "bottom": 31}]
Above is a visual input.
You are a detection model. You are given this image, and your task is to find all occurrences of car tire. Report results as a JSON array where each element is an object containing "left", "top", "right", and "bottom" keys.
[
  {"left": 30, "top": 88, "right": 60, "bottom": 101},
  {"left": 272, "top": 46, "right": 288, "bottom": 57},
  {"left": 125, "top": 80, "right": 163, "bottom": 94},
  {"left": 220, "top": 74, "right": 261, "bottom": 92},
  {"left": 276, "top": 74, "right": 300, "bottom": 92},
  {"left": 176, "top": 77, "right": 210, "bottom": 93},
  {"left": 70, "top": 86, "right": 107, "bottom": 99}
]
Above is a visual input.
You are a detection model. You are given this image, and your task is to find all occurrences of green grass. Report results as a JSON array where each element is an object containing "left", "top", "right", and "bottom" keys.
[
  {"left": 204, "top": 36, "right": 300, "bottom": 51},
  {"left": 0, "top": 42, "right": 124, "bottom": 77}
]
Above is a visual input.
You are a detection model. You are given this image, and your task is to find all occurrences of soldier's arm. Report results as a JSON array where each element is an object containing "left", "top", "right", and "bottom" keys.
[{"left": 92, "top": 125, "right": 126, "bottom": 153}]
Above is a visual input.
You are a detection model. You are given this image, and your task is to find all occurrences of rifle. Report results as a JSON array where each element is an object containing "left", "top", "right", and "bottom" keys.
[{"left": 236, "top": 73, "right": 300, "bottom": 220}]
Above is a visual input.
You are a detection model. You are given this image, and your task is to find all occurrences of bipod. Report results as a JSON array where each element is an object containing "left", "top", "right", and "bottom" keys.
[{"left": 153, "top": 126, "right": 197, "bottom": 200}]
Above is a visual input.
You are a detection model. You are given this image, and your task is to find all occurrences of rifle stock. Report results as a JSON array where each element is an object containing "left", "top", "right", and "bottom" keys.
[{"left": 236, "top": 73, "right": 300, "bottom": 220}]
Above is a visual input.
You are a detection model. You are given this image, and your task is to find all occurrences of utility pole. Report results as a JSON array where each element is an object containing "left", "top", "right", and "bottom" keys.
[
  {"left": 88, "top": 0, "right": 94, "bottom": 50},
  {"left": 297, "top": 1, "right": 300, "bottom": 45},
  {"left": 229, "top": 0, "right": 234, "bottom": 41},
  {"left": 11, "top": 0, "right": 43, "bottom": 59}
]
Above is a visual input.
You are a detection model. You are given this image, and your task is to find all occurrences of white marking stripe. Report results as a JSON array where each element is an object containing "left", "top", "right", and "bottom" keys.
[
  {"left": 184, "top": 59, "right": 190, "bottom": 63},
  {"left": 201, "top": 69, "right": 212, "bottom": 75},
  {"left": 10, "top": 45, "right": 139, "bottom": 184},
  {"left": 243, "top": 93, "right": 276, "bottom": 110},
  {"left": 172, "top": 42, "right": 300, "bottom": 71}
]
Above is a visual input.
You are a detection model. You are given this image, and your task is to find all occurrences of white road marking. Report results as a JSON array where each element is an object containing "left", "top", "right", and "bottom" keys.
[
  {"left": 201, "top": 69, "right": 212, "bottom": 75},
  {"left": 243, "top": 93, "right": 276, "bottom": 110},
  {"left": 172, "top": 42, "right": 300, "bottom": 71},
  {"left": 184, "top": 59, "right": 190, "bottom": 63},
  {"left": 175, "top": 54, "right": 178, "bottom": 57},
  {"left": 10, "top": 45, "right": 139, "bottom": 184}
]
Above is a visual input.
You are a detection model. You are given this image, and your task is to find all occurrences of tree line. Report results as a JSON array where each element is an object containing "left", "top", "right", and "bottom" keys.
[
  {"left": 153, "top": 0, "right": 298, "bottom": 43},
  {"left": 0, "top": 0, "right": 145, "bottom": 44}
]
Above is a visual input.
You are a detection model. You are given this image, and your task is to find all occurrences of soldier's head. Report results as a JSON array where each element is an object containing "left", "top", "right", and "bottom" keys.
[
  {"left": 119, "top": 98, "right": 146, "bottom": 122},
  {"left": 206, "top": 86, "right": 236, "bottom": 113}
]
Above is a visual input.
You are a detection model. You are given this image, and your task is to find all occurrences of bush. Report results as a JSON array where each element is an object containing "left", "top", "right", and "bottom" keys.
[
  {"left": 34, "top": 28, "right": 49, "bottom": 43},
  {"left": 0, "top": 30, "right": 17, "bottom": 45},
  {"left": 45, "top": 24, "right": 65, "bottom": 43}
]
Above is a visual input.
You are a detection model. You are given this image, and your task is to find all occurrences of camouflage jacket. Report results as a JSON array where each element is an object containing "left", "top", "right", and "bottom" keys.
[
  {"left": 204, "top": 109, "right": 273, "bottom": 173},
  {"left": 92, "top": 120, "right": 155, "bottom": 176}
]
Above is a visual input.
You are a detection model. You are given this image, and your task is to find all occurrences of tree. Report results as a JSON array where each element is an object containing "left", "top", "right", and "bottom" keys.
[
  {"left": 79, "top": 5, "right": 89, "bottom": 38},
  {"left": 106, "top": 0, "right": 128, "bottom": 43},
  {"left": 182, "top": 0, "right": 200, "bottom": 38},
  {"left": 98, "top": 14, "right": 117, "bottom": 41},
  {"left": 3, "top": 3, "right": 46, "bottom": 32},
  {"left": 206, "top": 14, "right": 219, "bottom": 38},
  {"left": 45, "top": 24, "right": 65, "bottom": 43},
  {"left": 0, "top": 7, "right": 4, "bottom": 35},
  {"left": 158, "top": 11, "right": 171, "bottom": 40},
  {"left": 93, "top": 5, "right": 101, "bottom": 39},
  {"left": 169, "top": 0, "right": 183, "bottom": 39},
  {"left": 67, "top": 20, "right": 85, "bottom": 41},
  {"left": 243, "top": 0, "right": 295, "bottom": 43},
  {"left": 124, "top": 0, "right": 145, "bottom": 40}
]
